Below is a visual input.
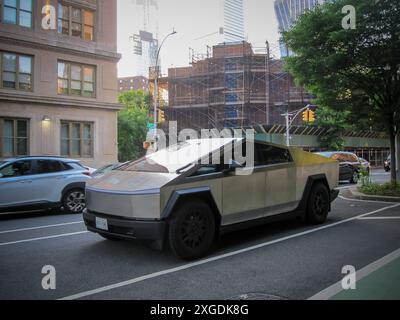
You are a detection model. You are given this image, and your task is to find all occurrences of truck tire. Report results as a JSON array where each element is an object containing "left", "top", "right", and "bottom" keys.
[
  {"left": 306, "top": 183, "right": 330, "bottom": 225},
  {"left": 62, "top": 188, "right": 86, "bottom": 214},
  {"left": 168, "top": 199, "right": 216, "bottom": 260}
]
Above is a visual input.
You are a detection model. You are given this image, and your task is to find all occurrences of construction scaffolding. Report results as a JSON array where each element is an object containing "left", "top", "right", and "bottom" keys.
[{"left": 150, "top": 41, "right": 313, "bottom": 131}]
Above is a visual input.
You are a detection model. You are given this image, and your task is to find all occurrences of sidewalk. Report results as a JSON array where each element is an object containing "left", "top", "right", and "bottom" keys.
[{"left": 342, "top": 187, "right": 400, "bottom": 203}]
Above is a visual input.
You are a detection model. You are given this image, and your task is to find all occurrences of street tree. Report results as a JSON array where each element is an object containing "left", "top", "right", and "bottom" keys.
[
  {"left": 283, "top": 0, "right": 400, "bottom": 183},
  {"left": 313, "top": 106, "right": 350, "bottom": 151},
  {"left": 118, "top": 90, "right": 151, "bottom": 162}
]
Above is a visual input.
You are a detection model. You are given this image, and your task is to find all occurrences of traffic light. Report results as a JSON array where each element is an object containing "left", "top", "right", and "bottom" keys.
[
  {"left": 308, "top": 110, "right": 315, "bottom": 122},
  {"left": 303, "top": 109, "right": 310, "bottom": 122},
  {"left": 158, "top": 110, "right": 165, "bottom": 123},
  {"left": 302, "top": 109, "right": 316, "bottom": 123}
]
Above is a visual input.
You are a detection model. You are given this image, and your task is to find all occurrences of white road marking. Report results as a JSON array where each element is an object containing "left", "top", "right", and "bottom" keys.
[
  {"left": 358, "top": 216, "right": 400, "bottom": 220},
  {"left": 0, "top": 231, "right": 89, "bottom": 247},
  {"left": 59, "top": 202, "right": 400, "bottom": 300},
  {"left": 339, "top": 195, "right": 397, "bottom": 204},
  {"left": 0, "top": 221, "right": 84, "bottom": 234},
  {"left": 336, "top": 185, "right": 355, "bottom": 190},
  {"left": 308, "top": 248, "right": 400, "bottom": 300}
]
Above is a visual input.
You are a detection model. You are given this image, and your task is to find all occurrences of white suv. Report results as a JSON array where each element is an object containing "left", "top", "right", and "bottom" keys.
[{"left": 0, "top": 157, "right": 91, "bottom": 214}]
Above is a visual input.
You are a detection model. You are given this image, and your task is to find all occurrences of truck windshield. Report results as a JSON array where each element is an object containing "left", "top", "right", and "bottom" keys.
[{"left": 117, "top": 158, "right": 169, "bottom": 173}]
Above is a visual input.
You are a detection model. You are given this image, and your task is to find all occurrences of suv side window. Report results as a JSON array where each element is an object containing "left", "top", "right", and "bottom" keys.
[
  {"left": 255, "top": 143, "right": 292, "bottom": 166},
  {"left": 350, "top": 154, "right": 359, "bottom": 163},
  {"left": 332, "top": 153, "right": 345, "bottom": 162},
  {"left": 36, "top": 160, "right": 68, "bottom": 174},
  {"left": 0, "top": 160, "right": 33, "bottom": 178}
]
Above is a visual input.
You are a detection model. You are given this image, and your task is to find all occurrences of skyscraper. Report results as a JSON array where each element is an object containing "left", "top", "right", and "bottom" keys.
[
  {"left": 221, "top": 0, "right": 245, "bottom": 43},
  {"left": 274, "top": 0, "right": 325, "bottom": 56},
  {"left": 274, "top": 0, "right": 325, "bottom": 32}
]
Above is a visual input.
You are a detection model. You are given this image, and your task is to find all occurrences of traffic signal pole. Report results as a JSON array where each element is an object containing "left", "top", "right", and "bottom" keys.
[{"left": 281, "top": 104, "right": 314, "bottom": 147}]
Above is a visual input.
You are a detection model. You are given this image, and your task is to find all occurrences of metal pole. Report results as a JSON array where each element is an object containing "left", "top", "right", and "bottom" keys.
[
  {"left": 265, "top": 40, "right": 270, "bottom": 126},
  {"left": 285, "top": 112, "right": 290, "bottom": 146},
  {"left": 153, "top": 30, "right": 177, "bottom": 130},
  {"left": 282, "top": 104, "right": 311, "bottom": 147}
]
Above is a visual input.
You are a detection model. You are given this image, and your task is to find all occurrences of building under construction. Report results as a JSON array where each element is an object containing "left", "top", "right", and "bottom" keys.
[{"left": 163, "top": 41, "right": 313, "bottom": 131}]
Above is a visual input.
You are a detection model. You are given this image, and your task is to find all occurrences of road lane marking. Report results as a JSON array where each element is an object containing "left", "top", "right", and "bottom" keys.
[
  {"left": 336, "top": 185, "right": 355, "bottom": 190},
  {"left": 338, "top": 195, "right": 397, "bottom": 204},
  {"left": 308, "top": 248, "right": 400, "bottom": 300},
  {"left": 0, "top": 221, "right": 84, "bottom": 234},
  {"left": 358, "top": 217, "right": 400, "bottom": 220},
  {"left": 59, "top": 202, "right": 400, "bottom": 300},
  {"left": 0, "top": 231, "right": 89, "bottom": 247}
]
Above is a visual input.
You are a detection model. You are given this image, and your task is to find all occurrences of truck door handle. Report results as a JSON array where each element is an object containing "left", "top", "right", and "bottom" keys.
[{"left": 20, "top": 180, "right": 33, "bottom": 184}]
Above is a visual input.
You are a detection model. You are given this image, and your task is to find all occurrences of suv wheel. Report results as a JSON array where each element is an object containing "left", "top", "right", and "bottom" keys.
[
  {"left": 62, "top": 189, "right": 86, "bottom": 214},
  {"left": 350, "top": 170, "right": 359, "bottom": 184},
  {"left": 168, "top": 199, "right": 216, "bottom": 260},
  {"left": 306, "top": 183, "right": 330, "bottom": 225}
]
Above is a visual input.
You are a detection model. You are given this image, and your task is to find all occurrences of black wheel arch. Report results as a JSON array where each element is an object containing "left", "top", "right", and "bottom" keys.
[
  {"left": 162, "top": 187, "right": 222, "bottom": 237},
  {"left": 298, "top": 174, "right": 332, "bottom": 213}
]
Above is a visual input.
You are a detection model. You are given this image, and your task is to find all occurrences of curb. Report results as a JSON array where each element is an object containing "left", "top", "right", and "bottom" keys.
[{"left": 344, "top": 187, "right": 400, "bottom": 203}]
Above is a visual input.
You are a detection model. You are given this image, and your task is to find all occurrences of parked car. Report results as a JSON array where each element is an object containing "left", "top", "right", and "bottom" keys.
[
  {"left": 83, "top": 166, "right": 97, "bottom": 176},
  {"left": 384, "top": 155, "right": 391, "bottom": 172},
  {"left": 0, "top": 157, "right": 91, "bottom": 214},
  {"left": 84, "top": 138, "right": 339, "bottom": 260},
  {"left": 358, "top": 157, "right": 371, "bottom": 174},
  {"left": 316, "top": 151, "right": 361, "bottom": 184}
]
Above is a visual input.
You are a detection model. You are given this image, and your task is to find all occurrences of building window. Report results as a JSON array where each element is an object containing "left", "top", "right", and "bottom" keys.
[
  {"left": 0, "top": 52, "right": 33, "bottom": 91},
  {"left": 58, "top": 61, "right": 95, "bottom": 97},
  {"left": 61, "top": 121, "right": 93, "bottom": 158},
  {"left": 1, "top": 0, "right": 33, "bottom": 27},
  {"left": 58, "top": 3, "right": 94, "bottom": 41},
  {"left": 0, "top": 118, "right": 29, "bottom": 157}
]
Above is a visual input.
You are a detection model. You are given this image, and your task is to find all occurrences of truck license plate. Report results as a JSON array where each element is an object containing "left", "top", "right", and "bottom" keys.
[{"left": 95, "top": 217, "right": 108, "bottom": 231}]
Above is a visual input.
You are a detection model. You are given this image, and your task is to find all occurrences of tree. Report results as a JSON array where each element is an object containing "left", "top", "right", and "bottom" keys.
[
  {"left": 313, "top": 106, "right": 350, "bottom": 151},
  {"left": 283, "top": 0, "right": 400, "bottom": 183},
  {"left": 117, "top": 90, "right": 151, "bottom": 162}
]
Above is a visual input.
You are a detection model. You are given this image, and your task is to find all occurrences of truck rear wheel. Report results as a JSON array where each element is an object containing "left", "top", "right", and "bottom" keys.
[
  {"left": 306, "top": 183, "right": 330, "bottom": 225},
  {"left": 168, "top": 199, "right": 216, "bottom": 260}
]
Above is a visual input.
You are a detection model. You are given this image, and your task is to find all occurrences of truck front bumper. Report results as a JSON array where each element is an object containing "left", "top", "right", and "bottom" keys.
[{"left": 83, "top": 209, "right": 166, "bottom": 241}]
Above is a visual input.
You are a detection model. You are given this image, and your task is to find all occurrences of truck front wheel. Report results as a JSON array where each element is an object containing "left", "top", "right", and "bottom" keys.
[{"left": 168, "top": 199, "right": 216, "bottom": 260}]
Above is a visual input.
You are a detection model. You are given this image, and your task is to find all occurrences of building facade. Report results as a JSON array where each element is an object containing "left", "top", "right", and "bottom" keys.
[
  {"left": 118, "top": 76, "right": 149, "bottom": 93},
  {"left": 0, "top": 0, "right": 121, "bottom": 168},
  {"left": 274, "top": 0, "right": 325, "bottom": 56},
  {"left": 221, "top": 0, "right": 245, "bottom": 43},
  {"left": 130, "top": 30, "right": 158, "bottom": 78},
  {"left": 274, "top": 0, "right": 324, "bottom": 31},
  {"left": 165, "top": 42, "right": 312, "bottom": 131}
]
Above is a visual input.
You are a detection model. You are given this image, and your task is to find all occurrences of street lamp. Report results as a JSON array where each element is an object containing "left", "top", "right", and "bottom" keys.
[
  {"left": 153, "top": 29, "right": 177, "bottom": 131},
  {"left": 281, "top": 104, "right": 314, "bottom": 146}
]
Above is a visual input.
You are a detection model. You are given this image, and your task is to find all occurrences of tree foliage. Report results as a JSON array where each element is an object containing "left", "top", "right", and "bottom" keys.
[
  {"left": 313, "top": 106, "right": 350, "bottom": 150},
  {"left": 117, "top": 90, "right": 151, "bottom": 162},
  {"left": 283, "top": 0, "right": 400, "bottom": 182}
]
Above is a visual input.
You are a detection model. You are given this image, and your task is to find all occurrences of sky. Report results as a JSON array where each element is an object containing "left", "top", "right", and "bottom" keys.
[{"left": 117, "top": 0, "right": 280, "bottom": 77}]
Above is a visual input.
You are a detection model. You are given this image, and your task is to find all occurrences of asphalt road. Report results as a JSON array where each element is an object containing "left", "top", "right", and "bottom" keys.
[{"left": 0, "top": 169, "right": 398, "bottom": 300}]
